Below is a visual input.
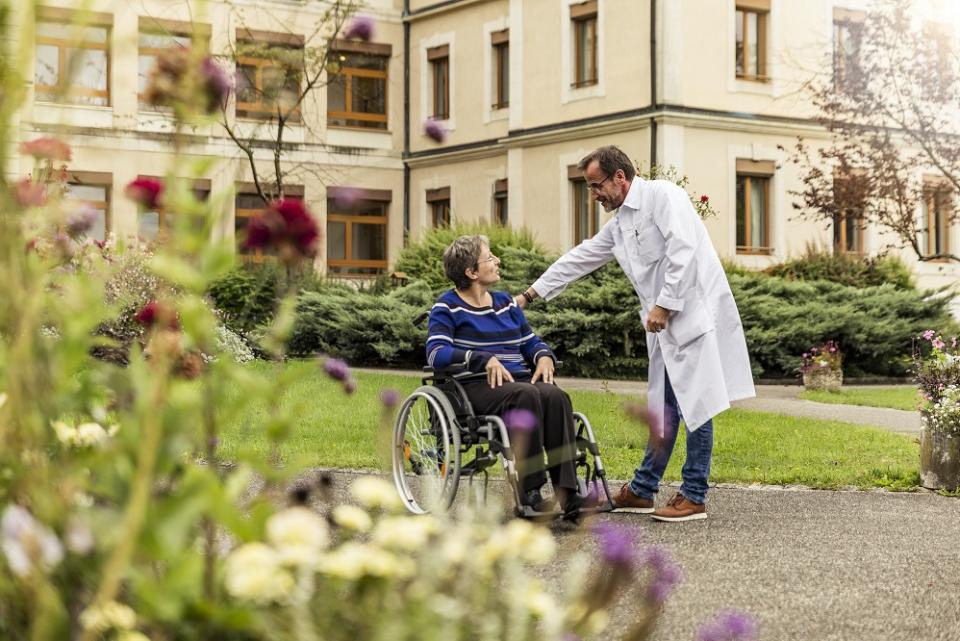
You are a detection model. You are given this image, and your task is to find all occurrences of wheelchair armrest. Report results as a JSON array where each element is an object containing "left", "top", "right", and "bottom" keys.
[{"left": 422, "top": 363, "right": 469, "bottom": 376}]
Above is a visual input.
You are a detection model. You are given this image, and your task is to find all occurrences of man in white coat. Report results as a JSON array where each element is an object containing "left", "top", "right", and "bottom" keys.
[{"left": 515, "top": 145, "right": 755, "bottom": 522}]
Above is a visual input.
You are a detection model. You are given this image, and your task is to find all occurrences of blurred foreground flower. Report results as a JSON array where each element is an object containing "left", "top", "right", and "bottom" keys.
[
  {"left": 52, "top": 420, "right": 116, "bottom": 448},
  {"left": 135, "top": 300, "right": 180, "bottom": 331},
  {"left": 503, "top": 408, "right": 537, "bottom": 432},
  {"left": 144, "top": 48, "right": 232, "bottom": 116},
  {"left": 332, "top": 186, "right": 365, "bottom": 209},
  {"left": 244, "top": 198, "right": 319, "bottom": 262},
  {"left": 593, "top": 521, "right": 636, "bottom": 569},
  {"left": 200, "top": 56, "right": 233, "bottom": 111},
  {"left": 224, "top": 543, "right": 294, "bottom": 604},
  {"left": 349, "top": 476, "right": 401, "bottom": 511},
  {"left": 80, "top": 600, "right": 137, "bottom": 632},
  {"left": 14, "top": 178, "right": 46, "bottom": 207},
  {"left": 424, "top": 118, "right": 447, "bottom": 143},
  {"left": 698, "top": 609, "right": 758, "bottom": 641},
  {"left": 20, "top": 136, "right": 72, "bottom": 162},
  {"left": 332, "top": 504, "right": 372, "bottom": 532},
  {"left": 640, "top": 545, "right": 683, "bottom": 604},
  {"left": 343, "top": 15, "right": 375, "bottom": 41},
  {"left": 1, "top": 505, "right": 64, "bottom": 578},
  {"left": 65, "top": 204, "right": 98, "bottom": 237},
  {"left": 125, "top": 177, "right": 164, "bottom": 210},
  {"left": 379, "top": 388, "right": 400, "bottom": 408},
  {"left": 266, "top": 506, "right": 329, "bottom": 567}
]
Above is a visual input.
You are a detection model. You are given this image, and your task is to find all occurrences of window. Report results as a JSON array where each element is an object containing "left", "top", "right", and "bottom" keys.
[
  {"left": 832, "top": 174, "right": 864, "bottom": 255},
  {"left": 569, "top": 168, "right": 601, "bottom": 244},
  {"left": 328, "top": 41, "right": 390, "bottom": 130},
  {"left": 493, "top": 179, "right": 508, "bottom": 225},
  {"left": 571, "top": 1, "right": 598, "bottom": 88},
  {"left": 138, "top": 19, "right": 209, "bottom": 109},
  {"left": 35, "top": 9, "right": 111, "bottom": 106},
  {"left": 428, "top": 45, "right": 449, "bottom": 120},
  {"left": 920, "top": 180, "right": 953, "bottom": 259},
  {"left": 426, "top": 187, "right": 451, "bottom": 227},
  {"left": 491, "top": 30, "right": 509, "bottom": 109},
  {"left": 735, "top": 159, "right": 774, "bottom": 254},
  {"left": 735, "top": 0, "right": 768, "bottom": 81},
  {"left": 235, "top": 30, "right": 304, "bottom": 121},
  {"left": 327, "top": 188, "right": 390, "bottom": 275},
  {"left": 138, "top": 177, "right": 211, "bottom": 242},
  {"left": 65, "top": 172, "right": 111, "bottom": 241},
  {"left": 234, "top": 185, "right": 304, "bottom": 262},
  {"left": 833, "top": 9, "right": 864, "bottom": 91}
]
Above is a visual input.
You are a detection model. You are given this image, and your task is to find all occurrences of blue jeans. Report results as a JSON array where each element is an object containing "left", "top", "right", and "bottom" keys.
[{"left": 629, "top": 372, "right": 713, "bottom": 504}]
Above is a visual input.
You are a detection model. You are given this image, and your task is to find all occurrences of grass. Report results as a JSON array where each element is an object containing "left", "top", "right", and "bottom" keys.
[
  {"left": 220, "top": 362, "right": 920, "bottom": 491},
  {"left": 800, "top": 386, "right": 920, "bottom": 412}
]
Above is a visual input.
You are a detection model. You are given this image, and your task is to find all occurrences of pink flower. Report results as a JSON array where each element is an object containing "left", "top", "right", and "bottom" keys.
[
  {"left": 125, "top": 177, "right": 164, "bottom": 210},
  {"left": 932, "top": 338, "right": 945, "bottom": 351},
  {"left": 14, "top": 178, "right": 46, "bottom": 207},
  {"left": 343, "top": 15, "right": 375, "bottom": 41},
  {"left": 423, "top": 118, "right": 447, "bottom": 143},
  {"left": 333, "top": 187, "right": 366, "bottom": 210},
  {"left": 923, "top": 330, "right": 936, "bottom": 341},
  {"left": 20, "top": 137, "right": 72, "bottom": 162},
  {"left": 244, "top": 198, "right": 319, "bottom": 260}
]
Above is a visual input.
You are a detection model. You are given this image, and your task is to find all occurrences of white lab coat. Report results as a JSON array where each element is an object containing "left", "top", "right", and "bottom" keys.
[{"left": 532, "top": 177, "right": 755, "bottom": 430}]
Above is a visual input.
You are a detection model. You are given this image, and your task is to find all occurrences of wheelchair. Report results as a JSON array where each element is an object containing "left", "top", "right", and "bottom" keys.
[{"left": 391, "top": 314, "right": 615, "bottom": 518}]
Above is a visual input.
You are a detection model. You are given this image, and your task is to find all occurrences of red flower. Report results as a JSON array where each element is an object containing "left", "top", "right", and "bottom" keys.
[
  {"left": 135, "top": 301, "right": 180, "bottom": 330},
  {"left": 700, "top": 195, "right": 709, "bottom": 203},
  {"left": 125, "top": 177, "right": 164, "bottom": 210},
  {"left": 20, "top": 137, "right": 72, "bottom": 162},
  {"left": 244, "top": 198, "right": 319, "bottom": 260}
]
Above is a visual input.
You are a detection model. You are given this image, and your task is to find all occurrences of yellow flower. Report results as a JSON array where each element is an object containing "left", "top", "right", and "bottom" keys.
[
  {"left": 52, "top": 421, "right": 78, "bottom": 446},
  {"left": 332, "top": 504, "right": 372, "bottom": 532},
  {"left": 319, "top": 542, "right": 369, "bottom": 580},
  {"left": 372, "top": 515, "right": 437, "bottom": 551},
  {"left": 224, "top": 543, "right": 294, "bottom": 604},
  {"left": 76, "top": 422, "right": 109, "bottom": 447},
  {"left": 350, "top": 477, "right": 402, "bottom": 510},
  {"left": 266, "top": 507, "right": 329, "bottom": 567},
  {"left": 79, "top": 601, "right": 136, "bottom": 631}
]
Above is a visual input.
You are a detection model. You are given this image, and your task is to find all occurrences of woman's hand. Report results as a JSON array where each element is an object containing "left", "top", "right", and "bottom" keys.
[
  {"left": 531, "top": 356, "right": 555, "bottom": 384},
  {"left": 486, "top": 356, "right": 514, "bottom": 388}
]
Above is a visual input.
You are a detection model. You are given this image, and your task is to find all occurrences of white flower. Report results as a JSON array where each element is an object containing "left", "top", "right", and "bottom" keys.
[
  {"left": 266, "top": 507, "right": 329, "bottom": 567},
  {"left": 1, "top": 505, "right": 63, "bottom": 578},
  {"left": 224, "top": 543, "right": 294, "bottom": 604},
  {"left": 318, "top": 542, "right": 370, "bottom": 580},
  {"left": 65, "top": 517, "right": 95, "bottom": 555},
  {"left": 79, "top": 600, "right": 137, "bottom": 631},
  {"left": 350, "top": 477, "right": 402, "bottom": 510},
  {"left": 505, "top": 520, "right": 556, "bottom": 565},
  {"left": 371, "top": 515, "right": 437, "bottom": 551},
  {"left": 0, "top": 392, "right": 7, "bottom": 409},
  {"left": 117, "top": 632, "right": 152, "bottom": 641},
  {"left": 332, "top": 504, "right": 372, "bottom": 532},
  {"left": 478, "top": 530, "right": 510, "bottom": 566},
  {"left": 52, "top": 421, "right": 78, "bottom": 446},
  {"left": 440, "top": 534, "right": 468, "bottom": 565},
  {"left": 524, "top": 586, "right": 559, "bottom": 620},
  {"left": 76, "top": 422, "right": 109, "bottom": 447}
]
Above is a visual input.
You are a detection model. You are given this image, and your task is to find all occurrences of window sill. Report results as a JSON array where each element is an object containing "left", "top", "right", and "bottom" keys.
[
  {"left": 327, "top": 124, "right": 392, "bottom": 134},
  {"left": 570, "top": 80, "right": 598, "bottom": 89},
  {"left": 735, "top": 75, "right": 770, "bottom": 83},
  {"left": 736, "top": 247, "right": 774, "bottom": 255},
  {"left": 34, "top": 100, "right": 112, "bottom": 111}
]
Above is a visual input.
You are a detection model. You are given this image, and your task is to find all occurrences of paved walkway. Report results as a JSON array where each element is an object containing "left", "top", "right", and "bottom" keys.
[
  {"left": 356, "top": 368, "right": 922, "bottom": 435},
  {"left": 321, "top": 470, "right": 960, "bottom": 641}
]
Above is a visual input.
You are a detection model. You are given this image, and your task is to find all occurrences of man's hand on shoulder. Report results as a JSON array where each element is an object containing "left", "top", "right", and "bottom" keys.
[{"left": 645, "top": 305, "right": 671, "bottom": 333}]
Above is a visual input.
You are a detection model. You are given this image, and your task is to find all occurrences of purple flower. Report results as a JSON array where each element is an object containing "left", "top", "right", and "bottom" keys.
[
  {"left": 923, "top": 329, "right": 936, "bottom": 341},
  {"left": 502, "top": 408, "right": 537, "bottom": 432},
  {"left": 593, "top": 522, "right": 636, "bottom": 569},
  {"left": 333, "top": 186, "right": 365, "bottom": 210},
  {"left": 379, "top": 388, "right": 400, "bottom": 408},
  {"left": 343, "top": 15, "right": 375, "bottom": 41},
  {"left": 697, "top": 609, "right": 758, "bottom": 641},
  {"left": 344, "top": 378, "right": 357, "bottom": 395},
  {"left": 423, "top": 118, "right": 447, "bottom": 143},
  {"left": 65, "top": 204, "right": 98, "bottom": 237},
  {"left": 640, "top": 545, "right": 683, "bottom": 604},
  {"left": 200, "top": 56, "right": 233, "bottom": 111},
  {"left": 323, "top": 357, "right": 351, "bottom": 382}
]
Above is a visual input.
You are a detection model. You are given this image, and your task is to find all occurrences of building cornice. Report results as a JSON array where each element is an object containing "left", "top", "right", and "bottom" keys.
[{"left": 404, "top": 0, "right": 488, "bottom": 22}]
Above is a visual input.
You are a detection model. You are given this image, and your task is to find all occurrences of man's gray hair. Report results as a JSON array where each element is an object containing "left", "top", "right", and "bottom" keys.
[
  {"left": 577, "top": 145, "right": 636, "bottom": 181},
  {"left": 442, "top": 234, "right": 489, "bottom": 290}
]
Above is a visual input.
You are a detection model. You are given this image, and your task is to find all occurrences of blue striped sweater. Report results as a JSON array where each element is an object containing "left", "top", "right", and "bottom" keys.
[{"left": 426, "top": 290, "right": 555, "bottom": 376}]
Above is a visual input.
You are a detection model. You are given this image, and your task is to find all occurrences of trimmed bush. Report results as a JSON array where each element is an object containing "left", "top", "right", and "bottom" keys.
[{"left": 764, "top": 247, "right": 915, "bottom": 290}]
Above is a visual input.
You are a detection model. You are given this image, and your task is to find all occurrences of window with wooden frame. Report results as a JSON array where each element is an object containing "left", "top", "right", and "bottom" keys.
[
  {"left": 491, "top": 29, "right": 509, "bottom": 109},
  {"left": 138, "top": 18, "right": 210, "bottom": 109},
  {"left": 234, "top": 185, "right": 304, "bottom": 262},
  {"left": 735, "top": 0, "right": 768, "bottom": 81},
  {"left": 65, "top": 172, "right": 111, "bottom": 241},
  {"left": 326, "top": 187, "right": 390, "bottom": 275},
  {"left": 327, "top": 40, "right": 390, "bottom": 130},
  {"left": 920, "top": 178, "right": 953, "bottom": 260},
  {"left": 34, "top": 8, "right": 112, "bottom": 106},
  {"left": 428, "top": 45, "right": 449, "bottom": 120},
  {"left": 833, "top": 9, "right": 864, "bottom": 91},
  {"left": 427, "top": 187, "right": 451, "bottom": 227},
  {"left": 569, "top": 167, "right": 601, "bottom": 244},
  {"left": 831, "top": 173, "right": 865, "bottom": 255},
  {"left": 735, "top": 159, "right": 774, "bottom": 254},
  {"left": 493, "top": 179, "right": 508, "bottom": 225},
  {"left": 571, "top": 1, "right": 598, "bottom": 88},
  {"left": 138, "top": 177, "right": 211, "bottom": 242},
  {"left": 235, "top": 29, "right": 304, "bottom": 122}
]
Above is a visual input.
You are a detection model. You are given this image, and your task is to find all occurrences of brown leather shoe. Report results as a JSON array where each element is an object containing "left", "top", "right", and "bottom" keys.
[
  {"left": 651, "top": 493, "right": 706, "bottom": 522},
  {"left": 611, "top": 483, "right": 655, "bottom": 513}
]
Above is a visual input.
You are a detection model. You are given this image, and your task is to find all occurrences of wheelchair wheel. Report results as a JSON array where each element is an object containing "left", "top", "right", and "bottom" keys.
[{"left": 392, "top": 386, "right": 462, "bottom": 514}]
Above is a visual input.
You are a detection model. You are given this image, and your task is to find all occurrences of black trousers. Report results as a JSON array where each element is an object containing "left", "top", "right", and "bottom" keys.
[{"left": 462, "top": 379, "right": 579, "bottom": 493}]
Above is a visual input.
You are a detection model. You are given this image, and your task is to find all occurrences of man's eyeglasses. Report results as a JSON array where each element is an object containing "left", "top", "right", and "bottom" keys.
[{"left": 588, "top": 174, "right": 612, "bottom": 192}]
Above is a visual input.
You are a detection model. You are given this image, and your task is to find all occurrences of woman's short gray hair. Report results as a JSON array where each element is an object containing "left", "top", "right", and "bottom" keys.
[
  {"left": 443, "top": 234, "right": 489, "bottom": 290},
  {"left": 577, "top": 145, "right": 636, "bottom": 181}
]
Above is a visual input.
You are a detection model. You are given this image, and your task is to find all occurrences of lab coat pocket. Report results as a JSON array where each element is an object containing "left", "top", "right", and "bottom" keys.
[
  {"left": 626, "top": 221, "right": 662, "bottom": 265},
  {"left": 665, "top": 305, "right": 714, "bottom": 349}
]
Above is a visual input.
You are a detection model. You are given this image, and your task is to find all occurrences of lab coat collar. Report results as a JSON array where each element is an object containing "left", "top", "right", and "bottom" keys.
[{"left": 619, "top": 177, "right": 644, "bottom": 213}]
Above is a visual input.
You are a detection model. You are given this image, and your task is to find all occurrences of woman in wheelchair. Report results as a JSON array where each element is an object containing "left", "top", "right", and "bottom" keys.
[{"left": 426, "top": 235, "right": 582, "bottom": 519}]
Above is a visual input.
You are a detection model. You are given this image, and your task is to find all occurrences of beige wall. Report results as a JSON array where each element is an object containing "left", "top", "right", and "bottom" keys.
[{"left": 409, "top": 153, "right": 507, "bottom": 237}]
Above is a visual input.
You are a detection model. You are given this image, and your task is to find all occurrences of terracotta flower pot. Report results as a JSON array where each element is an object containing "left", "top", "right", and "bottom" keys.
[
  {"left": 802, "top": 367, "right": 843, "bottom": 392},
  {"left": 919, "top": 425, "right": 960, "bottom": 491}
]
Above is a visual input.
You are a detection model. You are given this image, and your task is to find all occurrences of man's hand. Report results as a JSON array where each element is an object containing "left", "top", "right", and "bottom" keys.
[
  {"left": 485, "top": 356, "right": 514, "bottom": 388},
  {"left": 531, "top": 356, "right": 555, "bottom": 384},
  {"left": 513, "top": 294, "right": 527, "bottom": 309},
  {"left": 645, "top": 305, "right": 671, "bottom": 333},
  {"left": 513, "top": 289, "right": 536, "bottom": 309}
]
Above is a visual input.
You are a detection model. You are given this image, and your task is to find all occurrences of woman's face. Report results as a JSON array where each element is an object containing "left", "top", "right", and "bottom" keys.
[{"left": 472, "top": 244, "right": 501, "bottom": 287}]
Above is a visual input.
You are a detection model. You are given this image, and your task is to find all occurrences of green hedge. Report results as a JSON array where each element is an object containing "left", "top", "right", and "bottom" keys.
[{"left": 764, "top": 247, "right": 915, "bottom": 290}]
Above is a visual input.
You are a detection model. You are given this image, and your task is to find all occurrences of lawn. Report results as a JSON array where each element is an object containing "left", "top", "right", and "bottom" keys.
[
  {"left": 220, "top": 362, "right": 920, "bottom": 491},
  {"left": 799, "top": 386, "right": 920, "bottom": 412}
]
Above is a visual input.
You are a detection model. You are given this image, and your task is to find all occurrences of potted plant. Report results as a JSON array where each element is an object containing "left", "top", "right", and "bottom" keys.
[
  {"left": 800, "top": 340, "right": 843, "bottom": 391},
  {"left": 914, "top": 331, "right": 960, "bottom": 491}
]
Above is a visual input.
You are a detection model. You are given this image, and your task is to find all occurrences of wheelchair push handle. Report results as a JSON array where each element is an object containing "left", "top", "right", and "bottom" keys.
[{"left": 412, "top": 311, "right": 430, "bottom": 327}]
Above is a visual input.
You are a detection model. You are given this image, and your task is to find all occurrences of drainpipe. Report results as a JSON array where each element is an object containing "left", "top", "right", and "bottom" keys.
[
  {"left": 649, "top": 0, "right": 658, "bottom": 166},
  {"left": 402, "top": 0, "right": 411, "bottom": 245}
]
